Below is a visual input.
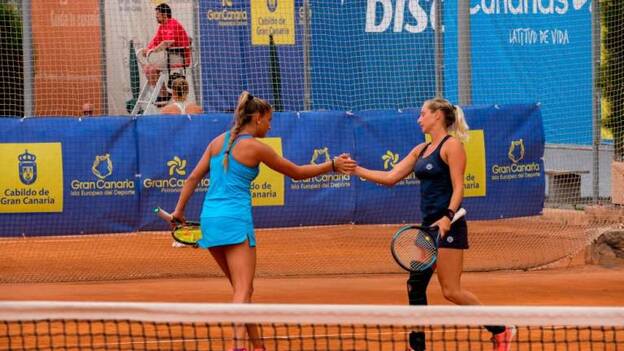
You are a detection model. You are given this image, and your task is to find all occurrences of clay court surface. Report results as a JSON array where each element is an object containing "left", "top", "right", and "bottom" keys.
[
  {"left": 1, "top": 209, "right": 623, "bottom": 350},
  {"left": 1, "top": 264, "right": 623, "bottom": 351},
  {"left": 1, "top": 207, "right": 623, "bottom": 305},
  {"left": 0, "top": 265, "right": 622, "bottom": 306}
]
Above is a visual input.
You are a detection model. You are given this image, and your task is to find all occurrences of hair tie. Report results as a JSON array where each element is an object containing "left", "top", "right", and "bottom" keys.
[{"left": 247, "top": 94, "right": 254, "bottom": 102}]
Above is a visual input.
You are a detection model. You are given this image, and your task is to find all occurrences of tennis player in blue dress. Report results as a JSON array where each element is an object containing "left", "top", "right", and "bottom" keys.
[
  {"left": 353, "top": 97, "right": 515, "bottom": 351},
  {"left": 171, "top": 91, "right": 356, "bottom": 351}
]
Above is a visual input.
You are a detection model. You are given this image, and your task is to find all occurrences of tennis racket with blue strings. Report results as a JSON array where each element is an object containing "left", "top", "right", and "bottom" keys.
[{"left": 391, "top": 208, "right": 466, "bottom": 272}]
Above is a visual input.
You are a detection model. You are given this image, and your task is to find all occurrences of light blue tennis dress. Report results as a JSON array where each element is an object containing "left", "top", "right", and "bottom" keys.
[{"left": 197, "top": 131, "right": 259, "bottom": 249}]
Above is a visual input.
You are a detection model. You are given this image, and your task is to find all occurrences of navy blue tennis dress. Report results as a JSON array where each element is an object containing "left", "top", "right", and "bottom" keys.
[
  {"left": 198, "top": 131, "right": 259, "bottom": 248},
  {"left": 413, "top": 135, "right": 469, "bottom": 249}
]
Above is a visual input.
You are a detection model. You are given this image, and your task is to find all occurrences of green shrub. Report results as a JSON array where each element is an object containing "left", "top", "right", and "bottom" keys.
[{"left": 0, "top": 3, "right": 23, "bottom": 117}]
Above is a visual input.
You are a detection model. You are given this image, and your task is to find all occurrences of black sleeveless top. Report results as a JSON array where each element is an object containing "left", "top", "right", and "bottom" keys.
[{"left": 413, "top": 135, "right": 455, "bottom": 225}]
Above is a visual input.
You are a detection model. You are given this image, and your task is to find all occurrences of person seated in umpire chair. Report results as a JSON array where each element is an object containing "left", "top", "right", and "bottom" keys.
[{"left": 138, "top": 3, "right": 191, "bottom": 109}]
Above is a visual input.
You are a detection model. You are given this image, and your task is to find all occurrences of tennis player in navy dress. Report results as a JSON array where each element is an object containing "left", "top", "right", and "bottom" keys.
[{"left": 353, "top": 97, "right": 515, "bottom": 351}]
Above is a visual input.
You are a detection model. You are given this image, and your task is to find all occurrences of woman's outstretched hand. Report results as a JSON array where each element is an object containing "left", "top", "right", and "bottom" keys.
[{"left": 333, "top": 153, "right": 357, "bottom": 174}]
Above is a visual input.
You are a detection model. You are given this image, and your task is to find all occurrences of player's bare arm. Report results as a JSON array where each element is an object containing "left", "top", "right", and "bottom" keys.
[{"left": 355, "top": 142, "right": 426, "bottom": 186}]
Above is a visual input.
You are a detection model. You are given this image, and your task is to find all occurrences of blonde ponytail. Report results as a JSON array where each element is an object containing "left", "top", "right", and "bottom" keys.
[
  {"left": 449, "top": 105, "right": 469, "bottom": 142},
  {"left": 425, "top": 98, "right": 470, "bottom": 143}
]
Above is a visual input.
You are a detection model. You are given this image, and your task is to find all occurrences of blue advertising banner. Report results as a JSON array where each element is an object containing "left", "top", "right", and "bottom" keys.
[
  {"left": 310, "top": 0, "right": 436, "bottom": 110},
  {"left": 136, "top": 114, "right": 232, "bottom": 230},
  {"left": 353, "top": 104, "right": 544, "bottom": 223},
  {"left": 444, "top": 0, "right": 592, "bottom": 144},
  {"left": 199, "top": 0, "right": 304, "bottom": 112},
  {"left": 0, "top": 105, "right": 544, "bottom": 236},
  {"left": 352, "top": 109, "right": 425, "bottom": 224},
  {"left": 0, "top": 117, "right": 139, "bottom": 236},
  {"left": 137, "top": 112, "right": 355, "bottom": 231},
  {"left": 252, "top": 111, "right": 356, "bottom": 227},
  {"left": 461, "top": 104, "right": 545, "bottom": 219}
]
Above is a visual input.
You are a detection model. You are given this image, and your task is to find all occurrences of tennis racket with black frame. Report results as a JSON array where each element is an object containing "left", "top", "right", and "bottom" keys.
[
  {"left": 391, "top": 208, "right": 466, "bottom": 273},
  {"left": 153, "top": 207, "right": 201, "bottom": 246}
]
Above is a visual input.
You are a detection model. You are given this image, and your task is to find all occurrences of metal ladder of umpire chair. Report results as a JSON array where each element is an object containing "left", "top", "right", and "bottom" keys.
[
  {"left": 131, "top": 44, "right": 191, "bottom": 116},
  {"left": 131, "top": 72, "right": 169, "bottom": 115}
]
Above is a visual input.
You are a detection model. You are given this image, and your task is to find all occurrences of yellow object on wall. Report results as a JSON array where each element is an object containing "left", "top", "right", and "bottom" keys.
[
  {"left": 251, "top": 0, "right": 295, "bottom": 45},
  {"left": 252, "top": 137, "right": 285, "bottom": 206},
  {"left": 0, "top": 143, "right": 64, "bottom": 213}
]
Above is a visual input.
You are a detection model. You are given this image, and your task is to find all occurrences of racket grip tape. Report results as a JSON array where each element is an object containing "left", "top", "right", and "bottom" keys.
[
  {"left": 153, "top": 207, "right": 174, "bottom": 222},
  {"left": 452, "top": 208, "right": 466, "bottom": 223}
]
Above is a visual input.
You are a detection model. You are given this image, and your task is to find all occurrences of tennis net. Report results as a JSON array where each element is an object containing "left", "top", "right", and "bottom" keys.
[{"left": 1, "top": 302, "right": 622, "bottom": 351}]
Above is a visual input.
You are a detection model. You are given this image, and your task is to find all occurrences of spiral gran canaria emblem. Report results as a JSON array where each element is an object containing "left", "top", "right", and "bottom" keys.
[
  {"left": 382, "top": 150, "right": 399, "bottom": 170},
  {"left": 167, "top": 156, "right": 187, "bottom": 176}
]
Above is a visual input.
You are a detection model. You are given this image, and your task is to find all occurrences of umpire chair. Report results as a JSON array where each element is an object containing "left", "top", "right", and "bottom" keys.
[{"left": 131, "top": 40, "right": 192, "bottom": 115}]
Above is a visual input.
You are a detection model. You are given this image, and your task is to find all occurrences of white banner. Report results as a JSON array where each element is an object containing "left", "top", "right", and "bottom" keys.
[{"left": 105, "top": 0, "right": 197, "bottom": 115}]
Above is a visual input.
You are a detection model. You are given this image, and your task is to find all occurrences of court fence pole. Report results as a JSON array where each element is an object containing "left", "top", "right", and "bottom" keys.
[
  {"left": 457, "top": 0, "right": 472, "bottom": 105},
  {"left": 192, "top": 0, "right": 203, "bottom": 109},
  {"left": 434, "top": 0, "right": 444, "bottom": 98},
  {"left": 591, "top": 0, "right": 601, "bottom": 203},
  {"left": 99, "top": 0, "right": 108, "bottom": 115},
  {"left": 21, "top": 0, "right": 33, "bottom": 117},
  {"left": 302, "top": 0, "right": 312, "bottom": 111}
]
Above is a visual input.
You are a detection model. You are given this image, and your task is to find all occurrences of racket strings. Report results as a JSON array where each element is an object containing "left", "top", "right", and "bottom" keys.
[
  {"left": 394, "top": 229, "right": 437, "bottom": 271},
  {"left": 173, "top": 225, "right": 202, "bottom": 244}
]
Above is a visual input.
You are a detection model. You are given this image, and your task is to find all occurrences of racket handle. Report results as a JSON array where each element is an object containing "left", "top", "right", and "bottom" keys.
[
  {"left": 153, "top": 207, "right": 173, "bottom": 222},
  {"left": 451, "top": 208, "right": 467, "bottom": 223}
]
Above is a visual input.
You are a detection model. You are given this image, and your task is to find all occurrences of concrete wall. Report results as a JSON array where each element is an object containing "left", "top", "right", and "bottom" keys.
[{"left": 543, "top": 143, "right": 614, "bottom": 199}]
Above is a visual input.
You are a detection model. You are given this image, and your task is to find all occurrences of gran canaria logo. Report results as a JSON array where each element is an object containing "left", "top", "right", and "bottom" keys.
[
  {"left": 70, "top": 153, "right": 135, "bottom": 197},
  {"left": 310, "top": 147, "right": 330, "bottom": 164},
  {"left": 382, "top": 150, "right": 399, "bottom": 170},
  {"left": 377, "top": 149, "right": 418, "bottom": 186},
  {"left": 92, "top": 154, "right": 113, "bottom": 179},
  {"left": 491, "top": 139, "right": 541, "bottom": 180},
  {"left": 18, "top": 150, "right": 37, "bottom": 185},
  {"left": 207, "top": 0, "right": 247, "bottom": 26},
  {"left": 143, "top": 156, "right": 209, "bottom": 193},
  {"left": 167, "top": 156, "right": 186, "bottom": 176},
  {"left": 507, "top": 139, "right": 525, "bottom": 163},
  {"left": 291, "top": 147, "right": 351, "bottom": 190}
]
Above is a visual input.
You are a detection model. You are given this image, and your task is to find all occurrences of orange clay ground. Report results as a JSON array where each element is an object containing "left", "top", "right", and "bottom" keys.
[
  {"left": 1, "top": 265, "right": 622, "bottom": 306},
  {"left": 2, "top": 207, "right": 623, "bottom": 305}
]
